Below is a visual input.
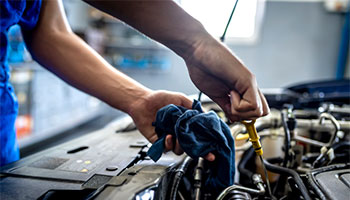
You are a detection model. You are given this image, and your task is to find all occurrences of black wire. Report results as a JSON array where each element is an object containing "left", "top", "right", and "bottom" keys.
[{"left": 220, "top": 0, "right": 239, "bottom": 42}]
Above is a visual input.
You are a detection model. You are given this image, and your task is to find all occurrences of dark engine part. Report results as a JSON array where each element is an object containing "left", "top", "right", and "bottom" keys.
[
  {"left": 0, "top": 122, "right": 185, "bottom": 200},
  {"left": 307, "top": 163, "right": 350, "bottom": 200},
  {"left": 264, "top": 79, "right": 350, "bottom": 109},
  {"left": 287, "top": 79, "right": 350, "bottom": 108}
]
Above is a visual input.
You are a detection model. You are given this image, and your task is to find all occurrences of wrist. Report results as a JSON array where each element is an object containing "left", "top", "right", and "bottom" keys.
[
  {"left": 126, "top": 89, "right": 153, "bottom": 119},
  {"left": 185, "top": 34, "right": 219, "bottom": 68},
  {"left": 169, "top": 22, "right": 212, "bottom": 63}
]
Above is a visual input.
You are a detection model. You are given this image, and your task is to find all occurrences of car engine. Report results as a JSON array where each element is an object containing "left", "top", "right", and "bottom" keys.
[{"left": 1, "top": 80, "right": 349, "bottom": 200}]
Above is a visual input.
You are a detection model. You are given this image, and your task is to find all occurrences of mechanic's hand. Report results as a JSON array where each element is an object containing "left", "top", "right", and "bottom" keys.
[
  {"left": 186, "top": 37, "right": 269, "bottom": 122},
  {"left": 128, "top": 90, "right": 215, "bottom": 161}
]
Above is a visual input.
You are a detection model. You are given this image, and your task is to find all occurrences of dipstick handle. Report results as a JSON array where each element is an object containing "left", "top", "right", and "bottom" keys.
[{"left": 242, "top": 120, "right": 263, "bottom": 156}]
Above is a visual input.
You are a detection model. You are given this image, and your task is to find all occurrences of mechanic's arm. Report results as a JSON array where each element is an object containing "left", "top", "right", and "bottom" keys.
[
  {"left": 21, "top": 0, "right": 205, "bottom": 157},
  {"left": 84, "top": 0, "right": 269, "bottom": 121},
  {"left": 22, "top": 0, "right": 151, "bottom": 114}
]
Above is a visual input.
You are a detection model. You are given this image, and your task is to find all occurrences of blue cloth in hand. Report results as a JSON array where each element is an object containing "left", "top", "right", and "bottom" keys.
[{"left": 147, "top": 100, "right": 235, "bottom": 192}]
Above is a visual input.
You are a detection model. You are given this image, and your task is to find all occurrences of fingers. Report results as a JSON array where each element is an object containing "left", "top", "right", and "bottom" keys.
[
  {"left": 258, "top": 89, "right": 270, "bottom": 116},
  {"left": 174, "top": 139, "right": 184, "bottom": 155},
  {"left": 164, "top": 135, "right": 174, "bottom": 151},
  {"left": 165, "top": 135, "right": 215, "bottom": 161},
  {"left": 231, "top": 88, "right": 262, "bottom": 112},
  {"left": 180, "top": 95, "right": 193, "bottom": 109},
  {"left": 165, "top": 135, "right": 184, "bottom": 155},
  {"left": 204, "top": 153, "right": 215, "bottom": 161},
  {"left": 230, "top": 90, "right": 258, "bottom": 112},
  {"left": 162, "top": 91, "right": 192, "bottom": 109},
  {"left": 222, "top": 89, "right": 269, "bottom": 122}
]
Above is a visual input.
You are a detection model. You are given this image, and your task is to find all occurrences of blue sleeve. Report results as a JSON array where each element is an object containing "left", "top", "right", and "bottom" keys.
[{"left": 19, "top": 0, "right": 42, "bottom": 30}]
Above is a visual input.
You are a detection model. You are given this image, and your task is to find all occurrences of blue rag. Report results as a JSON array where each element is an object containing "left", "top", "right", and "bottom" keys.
[{"left": 147, "top": 100, "right": 235, "bottom": 191}]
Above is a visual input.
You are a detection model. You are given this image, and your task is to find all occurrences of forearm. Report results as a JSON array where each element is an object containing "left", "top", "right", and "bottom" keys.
[
  {"left": 80, "top": 1, "right": 268, "bottom": 122},
  {"left": 23, "top": 30, "right": 150, "bottom": 114},
  {"left": 83, "top": 0, "right": 210, "bottom": 60},
  {"left": 83, "top": 0, "right": 247, "bottom": 88}
]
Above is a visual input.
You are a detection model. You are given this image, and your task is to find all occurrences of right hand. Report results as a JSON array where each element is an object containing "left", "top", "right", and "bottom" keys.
[{"left": 185, "top": 36, "right": 269, "bottom": 122}]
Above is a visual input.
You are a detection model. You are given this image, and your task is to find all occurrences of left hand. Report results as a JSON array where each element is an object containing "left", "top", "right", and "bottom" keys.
[{"left": 128, "top": 90, "right": 215, "bottom": 161}]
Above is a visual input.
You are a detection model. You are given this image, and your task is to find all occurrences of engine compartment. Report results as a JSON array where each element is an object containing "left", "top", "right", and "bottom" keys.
[
  {"left": 1, "top": 80, "right": 349, "bottom": 200},
  {"left": 167, "top": 80, "right": 350, "bottom": 200}
]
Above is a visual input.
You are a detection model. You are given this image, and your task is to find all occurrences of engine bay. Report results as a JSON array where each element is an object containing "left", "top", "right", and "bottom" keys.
[{"left": 1, "top": 80, "right": 349, "bottom": 200}]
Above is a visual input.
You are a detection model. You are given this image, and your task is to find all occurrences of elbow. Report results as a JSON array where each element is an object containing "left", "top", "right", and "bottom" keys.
[{"left": 22, "top": 26, "right": 74, "bottom": 60}]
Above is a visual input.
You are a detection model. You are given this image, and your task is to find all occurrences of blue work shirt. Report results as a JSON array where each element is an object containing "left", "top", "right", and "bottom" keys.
[{"left": 0, "top": 0, "right": 42, "bottom": 166}]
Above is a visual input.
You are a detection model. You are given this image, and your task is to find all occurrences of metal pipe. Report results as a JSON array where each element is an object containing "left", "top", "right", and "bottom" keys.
[
  {"left": 216, "top": 174, "right": 265, "bottom": 200},
  {"left": 194, "top": 158, "right": 205, "bottom": 200},
  {"left": 294, "top": 135, "right": 327, "bottom": 147},
  {"left": 294, "top": 113, "right": 343, "bottom": 147},
  {"left": 296, "top": 119, "right": 349, "bottom": 132},
  {"left": 170, "top": 156, "right": 192, "bottom": 200},
  {"left": 318, "top": 113, "right": 340, "bottom": 147}
]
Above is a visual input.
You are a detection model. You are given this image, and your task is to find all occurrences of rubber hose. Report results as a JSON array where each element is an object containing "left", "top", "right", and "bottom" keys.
[
  {"left": 238, "top": 147, "right": 255, "bottom": 181},
  {"left": 281, "top": 112, "right": 291, "bottom": 167},
  {"left": 263, "top": 159, "right": 311, "bottom": 200}
]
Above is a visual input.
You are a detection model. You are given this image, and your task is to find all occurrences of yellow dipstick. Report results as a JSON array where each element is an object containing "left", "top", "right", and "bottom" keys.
[
  {"left": 241, "top": 120, "right": 273, "bottom": 198},
  {"left": 236, "top": 133, "right": 249, "bottom": 141},
  {"left": 241, "top": 120, "right": 263, "bottom": 156}
]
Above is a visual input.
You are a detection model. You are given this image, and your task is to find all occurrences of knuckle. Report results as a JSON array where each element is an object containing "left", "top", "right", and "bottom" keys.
[
  {"left": 250, "top": 108, "right": 262, "bottom": 118},
  {"left": 248, "top": 103, "right": 258, "bottom": 111},
  {"left": 243, "top": 102, "right": 258, "bottom": 112},
  {"left": 245, "top": 72, "right": 256, "bottom": 83},
  {"left": 263, "top": 109, "right": 270, "bottom": 116}
]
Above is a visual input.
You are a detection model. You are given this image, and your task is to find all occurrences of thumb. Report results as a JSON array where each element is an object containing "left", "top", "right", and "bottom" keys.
[
  {"left": 180, "top": 95, "right": 193, "bottom": 109},
  {"left": 211, "top": 95, "right": 240, "bottom": 122}
]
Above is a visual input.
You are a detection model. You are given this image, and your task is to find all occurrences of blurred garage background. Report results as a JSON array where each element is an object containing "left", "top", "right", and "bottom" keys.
[{"left": 7, "top": 0, "right": 349, "bottom": 156}]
